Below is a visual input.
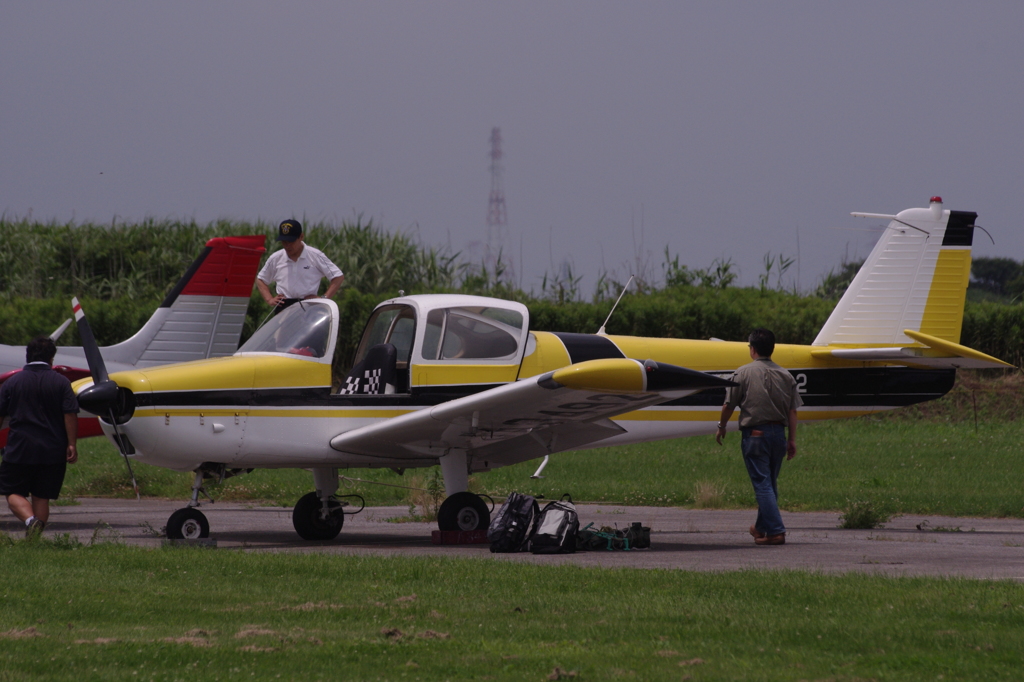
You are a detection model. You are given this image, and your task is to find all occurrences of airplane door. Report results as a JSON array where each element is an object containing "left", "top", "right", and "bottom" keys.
[{"left": 411, "top": 306, "right": 527, "bottom": 392}]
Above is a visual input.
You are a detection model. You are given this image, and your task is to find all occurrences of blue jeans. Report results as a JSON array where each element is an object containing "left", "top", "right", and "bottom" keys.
[{"left": 741, "top": 423, "right": 787, "bottom": 536}]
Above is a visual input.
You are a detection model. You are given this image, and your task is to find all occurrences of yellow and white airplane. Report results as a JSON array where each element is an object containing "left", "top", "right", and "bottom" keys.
[{"left": 72, "top": 198, "right": 1010, "bottom": 541}]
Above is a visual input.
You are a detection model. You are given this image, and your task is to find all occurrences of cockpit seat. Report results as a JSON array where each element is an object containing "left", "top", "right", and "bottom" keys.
[{"left": 337, "top": 343, "right": 397, "bottom": 395}]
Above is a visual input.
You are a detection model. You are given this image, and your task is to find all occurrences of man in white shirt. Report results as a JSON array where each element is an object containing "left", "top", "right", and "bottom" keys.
[{"left": 256, "top": 219, "right": 344, "bottom": 312}]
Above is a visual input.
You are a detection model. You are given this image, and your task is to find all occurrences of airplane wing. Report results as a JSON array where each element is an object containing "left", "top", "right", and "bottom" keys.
[
  {"left": 329, "top": 358, "right": 734, "bottom": 470},
  {"left": 809, "top": 329, "right": 1013, "bottom": 369}
]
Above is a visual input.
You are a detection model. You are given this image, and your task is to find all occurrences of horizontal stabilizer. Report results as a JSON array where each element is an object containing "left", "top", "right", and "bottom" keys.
[
  {"left": 903, "top": 329, "right": 1014, "bottom": 368},
  {"left": 810, "top": 329, "right": 1012, "bottom": 369}
]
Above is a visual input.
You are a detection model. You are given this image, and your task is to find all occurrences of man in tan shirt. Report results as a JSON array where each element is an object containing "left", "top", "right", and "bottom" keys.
[{"left": 716, "top": 328, "right": 802, "bottom": 545}]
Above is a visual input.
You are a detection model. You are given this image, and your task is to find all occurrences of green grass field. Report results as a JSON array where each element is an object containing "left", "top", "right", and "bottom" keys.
[
  {"left": 11, "top": 390, "right": 1024, "bottom": 680},
  {"left": 64, "top": 418, "right": 1024, "bottom": 519},
  {"left": 1, "top": 542, "right": 1022, "bottom": 681}
]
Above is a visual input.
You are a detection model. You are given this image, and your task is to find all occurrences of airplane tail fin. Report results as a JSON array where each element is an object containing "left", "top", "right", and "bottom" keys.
[
  {"left": 813, "top": 197, "right": 976, "bottom": 347},
  {"left": 100, "top": 235, "right": 266, "bottom": 366}
]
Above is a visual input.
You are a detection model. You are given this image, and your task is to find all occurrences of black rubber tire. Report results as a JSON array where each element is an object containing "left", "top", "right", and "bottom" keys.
[
  {"left": 437, "top": 492, "right": 490, "bottom": 532},
  {"left": 292, "top": 492, "right": 344, "bottom": 541},
  {"left": 166, "top": 508, "right": 210, "bottom": 540}
]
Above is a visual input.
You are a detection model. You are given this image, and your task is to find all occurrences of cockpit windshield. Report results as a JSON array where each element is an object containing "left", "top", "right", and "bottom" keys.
[{"left": 237, "top": 302, "right": 332, "bottom": 358}]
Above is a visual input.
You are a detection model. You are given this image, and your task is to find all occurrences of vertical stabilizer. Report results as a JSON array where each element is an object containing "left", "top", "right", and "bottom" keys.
[
  {"left": 813, "top": 198, "right": 975, "bottom": 347},
  {"left": 100, "top": 235, "right": 267, "bottom": 366}
]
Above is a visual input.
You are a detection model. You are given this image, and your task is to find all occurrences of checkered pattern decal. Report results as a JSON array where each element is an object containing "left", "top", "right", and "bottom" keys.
[
  {"left": 337, "top": 368, "right": 385, "bottom": 395},
  {"left": 365, "top": 368, "right": 381, "bottom": 394},
  {"left": 336, "top": 344, "right": 397, "bottom": 396},
  {"left": 338, "top": 376, "right": 361, "bottom": 395}
]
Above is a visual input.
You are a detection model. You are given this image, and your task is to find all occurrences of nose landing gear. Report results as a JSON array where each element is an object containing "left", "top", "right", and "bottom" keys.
[{"left": 164, "top": 464, "right": 251, "bottom": 540}]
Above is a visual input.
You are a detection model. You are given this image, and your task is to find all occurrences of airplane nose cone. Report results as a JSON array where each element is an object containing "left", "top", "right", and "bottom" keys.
[{"left": 77, "top": 380, "right": 135, "bottom": 423}]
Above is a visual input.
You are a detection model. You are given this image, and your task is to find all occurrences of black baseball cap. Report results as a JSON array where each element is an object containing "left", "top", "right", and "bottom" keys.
[{"left": 277, "top": 219, "right": 303, "bottom": 242}]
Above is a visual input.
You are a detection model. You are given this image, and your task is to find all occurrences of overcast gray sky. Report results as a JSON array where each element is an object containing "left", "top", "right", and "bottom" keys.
[{"left": 4, "top": 2, "right": 1022, "bottom": 294}]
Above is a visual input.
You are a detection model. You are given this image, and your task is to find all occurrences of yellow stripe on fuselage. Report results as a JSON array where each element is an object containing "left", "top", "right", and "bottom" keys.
[
  {"left": 412, "top": 364, "right": 519, "bottom": 387},
  {"left": 133, "top": 407, "right": 420, "bottom": 420},
  {"left": 614, "top": 408, "right": 875, "bottom": 422}
]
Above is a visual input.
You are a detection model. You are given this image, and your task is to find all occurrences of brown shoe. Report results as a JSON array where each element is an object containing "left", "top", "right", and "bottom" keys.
[
  {"left": 749, "top": 525, "right": 765, "bottom": 540},
  {"left": 755, "top": 533, "right": 785, "bottom": 546}
]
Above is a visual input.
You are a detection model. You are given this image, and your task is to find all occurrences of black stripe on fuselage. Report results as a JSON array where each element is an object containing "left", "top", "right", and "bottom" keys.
[
  {"left": 662, "top": 367, "right": 956, "bottom": 408},
  {"left": 134, "top": 383, "right": 504, "bottom": 409},
  {"left": 132, "top": 368, "right": 952, "bottom": 411},
  {"left": 135, "top": 387, "right": 330, "bottom": 408},
  {"left": 942, "top": 211, "right": 976, "bottom": 247},
  {"left": 552, "top": 332, "right": 625, "bottom": 364}
]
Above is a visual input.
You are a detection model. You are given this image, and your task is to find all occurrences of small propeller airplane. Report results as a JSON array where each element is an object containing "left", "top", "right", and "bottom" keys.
[
  {"left": 0, "top": 235, "right": 266, "bottom": 449},
  {"left": 70, "top": 198, "right": 1011, "bottom": 542}
]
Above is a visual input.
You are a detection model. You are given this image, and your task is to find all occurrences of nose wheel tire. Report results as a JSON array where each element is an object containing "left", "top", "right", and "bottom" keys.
[
  {"left": 292, "top": 492, "right": 344, "bottom": 541},
  {"left": 437, "top": 492, "right": 490, "bottom": 532},
  {"left": 166, "top": 508, "right": 210, "bottom": 540}
]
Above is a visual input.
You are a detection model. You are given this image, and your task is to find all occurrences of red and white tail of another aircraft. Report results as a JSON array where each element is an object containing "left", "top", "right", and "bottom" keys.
[{"left": 0, "top": 235, "right": 266, "bottom": 444}]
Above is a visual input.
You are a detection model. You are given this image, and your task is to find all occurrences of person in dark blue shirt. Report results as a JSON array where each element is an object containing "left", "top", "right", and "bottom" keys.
[{"left": 0, "top": 337, "right": 79, "bottom": 537}]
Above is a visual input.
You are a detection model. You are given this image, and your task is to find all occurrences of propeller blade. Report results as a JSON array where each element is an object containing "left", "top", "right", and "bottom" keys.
[
  {"left": 49, "top": 317, "right": 73, "bottom": 342},
  {"left": 71, "top": 298, "right": 139, "bottom": 499},
  {"left": 72, "top": 297, "right": 108, "bottom": 384}
]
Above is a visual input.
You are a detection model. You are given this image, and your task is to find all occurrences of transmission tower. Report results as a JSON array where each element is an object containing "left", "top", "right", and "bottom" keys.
[{"left": 486, "top": 127, "right": 507, "bottom": 239}]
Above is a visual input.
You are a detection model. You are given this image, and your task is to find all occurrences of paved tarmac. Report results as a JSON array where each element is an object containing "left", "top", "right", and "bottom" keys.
[{"left": 8, "top": 499, "right": 1024, "bottom": 580}]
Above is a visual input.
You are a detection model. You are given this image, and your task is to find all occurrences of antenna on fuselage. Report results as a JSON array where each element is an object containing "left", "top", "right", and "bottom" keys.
[{"left": 597, "top": 275, "right": 634, "bottom": 336}]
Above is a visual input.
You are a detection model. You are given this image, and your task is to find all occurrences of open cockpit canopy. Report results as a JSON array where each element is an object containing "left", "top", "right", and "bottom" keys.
[{"left": 237, "top": 300, "right": 337, "bottom": 360}]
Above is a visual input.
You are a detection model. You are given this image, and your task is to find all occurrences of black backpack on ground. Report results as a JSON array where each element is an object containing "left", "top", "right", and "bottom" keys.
[
  {"left": 487, "top": 492, "right": 539, "bottom": 553},
  {"left": 529, "top": 494, "right": 579, "bottom": 555}
]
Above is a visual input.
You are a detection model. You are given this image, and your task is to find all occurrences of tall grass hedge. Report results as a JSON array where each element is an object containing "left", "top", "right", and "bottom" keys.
[{"left": 1, "top": 218, "right": 1021, "bottom": 369}]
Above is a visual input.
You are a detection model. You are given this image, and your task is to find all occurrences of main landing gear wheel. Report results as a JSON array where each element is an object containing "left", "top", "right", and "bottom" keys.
[
  {"left": 292, "top": 492, "right": 344, "bottom": 541},
  {"left": 437, "top": 492, "right": 490, "bottom": 532},
  {"left": 166, "top": 508, "right": 210, "bottom": 540}
]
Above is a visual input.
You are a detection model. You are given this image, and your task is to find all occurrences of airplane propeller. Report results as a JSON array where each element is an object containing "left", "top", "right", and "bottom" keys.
[{"left": 72, "top": 297, "right": 140, "bottom": 500}]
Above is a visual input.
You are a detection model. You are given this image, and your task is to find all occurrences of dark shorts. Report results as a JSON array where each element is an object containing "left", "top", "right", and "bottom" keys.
[{"left": 0, "top": 460, "right": 68, "bottom": 499}]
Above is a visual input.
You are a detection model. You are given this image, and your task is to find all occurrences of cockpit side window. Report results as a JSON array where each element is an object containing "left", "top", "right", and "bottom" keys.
[{"left": 435, "top": 307, "right": 523, "bottom": 360}]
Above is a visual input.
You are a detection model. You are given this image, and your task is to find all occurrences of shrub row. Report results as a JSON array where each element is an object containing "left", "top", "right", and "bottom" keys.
[{"left": 0, "top": 217, "right": 464, "bottom": 302}]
